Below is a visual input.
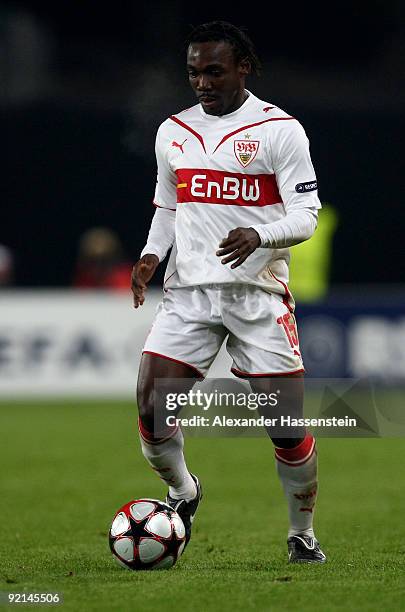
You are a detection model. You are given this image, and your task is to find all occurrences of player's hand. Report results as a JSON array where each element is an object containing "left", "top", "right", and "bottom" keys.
[
  {"left": 216, "top": 227, "right": 261, "bottom": 269},
  {"left": 131, "top": 254, "right": 159, "bottom": 308}
]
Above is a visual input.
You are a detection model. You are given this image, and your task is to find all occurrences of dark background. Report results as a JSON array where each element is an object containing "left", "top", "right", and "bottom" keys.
[{"left": 3, "top": 0, "right": 404, "bottom": 287}]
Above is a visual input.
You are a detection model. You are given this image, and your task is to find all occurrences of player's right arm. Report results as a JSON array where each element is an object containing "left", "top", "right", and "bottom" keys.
[{"left": 132, "top": 124, "right": 177, "bottom": 308}]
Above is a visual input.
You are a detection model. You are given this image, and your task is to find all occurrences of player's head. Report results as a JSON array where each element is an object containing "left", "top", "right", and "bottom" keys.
[{"left": 185, "top": 21, "right": 261, "bottom": 116}]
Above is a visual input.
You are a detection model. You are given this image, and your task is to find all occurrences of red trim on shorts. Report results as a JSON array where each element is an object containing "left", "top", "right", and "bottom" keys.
[
  {"left": 231, "top": 367, "right": 304, "bottom": 379},
  {"left": 138, "top": 417, "right": 179, "bottom": 445},
  {"left": 142, "top": 351, "right": 204, "bottom": 378},
  {"left": 169, "top": 116, "right": 207, "bottom": 153},
  {"left": 213, "top": 117, "right": 295, "bottom": 153},
  {"left": 269, "top": 268, "right": 294, "bottom": 313},
  {"left": 163, "top": 271, "right": 177, "bottom": 293},
  {"left": 275, "top": 433, "right": 316, "bottom": 466}
]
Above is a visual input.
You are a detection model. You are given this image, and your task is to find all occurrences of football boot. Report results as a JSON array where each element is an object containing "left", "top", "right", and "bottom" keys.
[
  {"left": 165, "top": 474, "right": 202, "bottom": 547},
  {"left": 287, "top": 535, "right": 326, "bottom": 564}
]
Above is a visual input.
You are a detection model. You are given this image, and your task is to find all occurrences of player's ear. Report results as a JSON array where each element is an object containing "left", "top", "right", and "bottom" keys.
[{"left": 239, "top": 58, "right": 251, "bottom": 76}]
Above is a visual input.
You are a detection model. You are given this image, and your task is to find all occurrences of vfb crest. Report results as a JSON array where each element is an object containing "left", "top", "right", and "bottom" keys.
[{"left": 234, "top": 139, "right": 260, "bottom": 167}]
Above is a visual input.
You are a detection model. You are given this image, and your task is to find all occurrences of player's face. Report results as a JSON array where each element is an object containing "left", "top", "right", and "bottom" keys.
[{"left": 187, "top": 41, "right": 249, "bottom": 116}]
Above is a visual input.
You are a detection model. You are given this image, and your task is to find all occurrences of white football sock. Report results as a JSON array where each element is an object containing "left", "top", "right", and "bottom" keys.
[
  {"left": 138, "top": 419, "right": 197, "bottom": 502},
  {"left": 275, "top": 433, "right": 318, "bottom": 539}
]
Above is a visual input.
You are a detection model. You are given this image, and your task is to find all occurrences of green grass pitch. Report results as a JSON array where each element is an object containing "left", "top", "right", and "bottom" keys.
[{"left": 1, "top": 400, "right": 405, "bottom": 611}]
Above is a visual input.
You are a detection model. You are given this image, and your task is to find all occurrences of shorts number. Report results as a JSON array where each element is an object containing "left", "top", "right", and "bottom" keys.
[{"left": 276, "top": 312, "right": 299, "bottom": 348}]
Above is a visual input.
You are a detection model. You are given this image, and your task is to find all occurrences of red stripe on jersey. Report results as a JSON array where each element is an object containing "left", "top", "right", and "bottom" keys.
[
  {"left": 153, "top": 200, "right": 176, "bottom": 211},
  {"left": 175, "top": 168, "right": 282, "bottom": 207},
  {"left": 169, "top": 116, "right": 207, "bottom": 153},
  {"left": 213, "top": 116, "right": 295, "bottom": 153}
]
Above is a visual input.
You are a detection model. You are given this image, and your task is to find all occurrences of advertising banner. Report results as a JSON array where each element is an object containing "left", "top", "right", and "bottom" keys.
[{"left": 1, "top": 290, "right": 404, "bottom": 396}]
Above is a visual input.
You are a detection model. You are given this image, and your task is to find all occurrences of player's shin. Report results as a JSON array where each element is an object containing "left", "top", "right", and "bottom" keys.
[
  {"left": 138, "top": 417, "right": 197, "bottom": 502},
  {"left": 275, "top": 433, "right": 318, "bottom": 538}
]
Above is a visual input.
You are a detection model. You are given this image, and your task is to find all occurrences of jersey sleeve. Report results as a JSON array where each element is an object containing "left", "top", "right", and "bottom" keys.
[
  {"left": 271, "top": 121, "right": 322, "bottom": 213},
  {"left": 140, "top": 207, "right": 176, "bottom": 261},
  {"left": 153, "top": 124, "right": 177, "bottom": 211}
]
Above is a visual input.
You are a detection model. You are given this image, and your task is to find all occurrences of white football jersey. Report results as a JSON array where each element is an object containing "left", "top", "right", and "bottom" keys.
[{"left": 153, "top": 91, "right": 321, "bottom": 308}]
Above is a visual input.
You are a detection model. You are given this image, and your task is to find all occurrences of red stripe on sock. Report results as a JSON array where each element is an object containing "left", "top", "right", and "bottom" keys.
[
  {"left": 138, "top": 417, "right": 178, "bottom": 445},
  {"left": 275, "top": 433, "right": 315, "bottom": 466},
  {"left": 275, "top": 444, "right": 316, "bottom": 467}
]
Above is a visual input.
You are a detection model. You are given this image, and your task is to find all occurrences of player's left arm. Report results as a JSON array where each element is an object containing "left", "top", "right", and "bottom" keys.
[
  {"left": 252, "top": 120, "right": 321, "bottom": 249},
  {"left": 216, "top": 226, "right": 262, "bottom": 269},
  {"left": 217, "top": 121, "right": 321, "bottom": 268}
]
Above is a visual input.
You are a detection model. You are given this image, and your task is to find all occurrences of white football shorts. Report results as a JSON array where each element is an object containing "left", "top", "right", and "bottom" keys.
[{"left": 143, "top": 285, "right": 304, "bottom": 378}]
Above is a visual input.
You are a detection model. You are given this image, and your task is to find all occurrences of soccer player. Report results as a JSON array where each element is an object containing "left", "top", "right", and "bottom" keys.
[{"left": 132, "top": 21, "right": 326, "bottom": 563}]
